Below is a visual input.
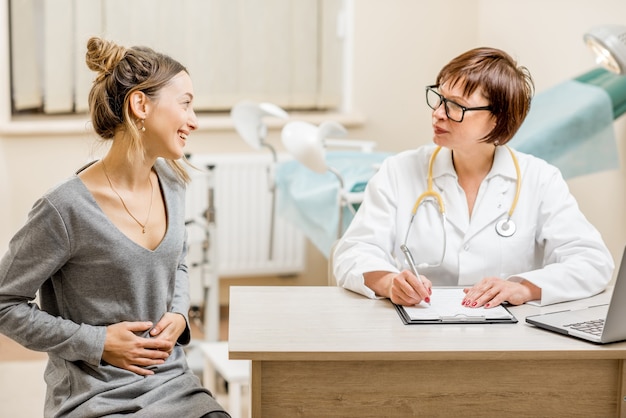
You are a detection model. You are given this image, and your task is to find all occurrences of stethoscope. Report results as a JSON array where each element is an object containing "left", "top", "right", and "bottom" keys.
[{"left": 402, "top": 145, "right": 521, "bottom": 269}]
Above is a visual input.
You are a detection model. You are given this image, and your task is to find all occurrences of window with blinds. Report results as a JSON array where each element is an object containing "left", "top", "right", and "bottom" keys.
[{"left": 9, "top": 0, "right": 345, "bottom": 115}]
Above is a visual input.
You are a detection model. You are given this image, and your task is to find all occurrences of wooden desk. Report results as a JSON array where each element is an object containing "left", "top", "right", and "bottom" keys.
[{"left": 228, "top": 286, "right": 626, "bottom": 417}]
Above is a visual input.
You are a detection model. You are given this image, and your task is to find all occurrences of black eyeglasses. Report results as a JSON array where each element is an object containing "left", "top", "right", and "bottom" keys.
[{"left": 425, "top": 85, "right": 492, "bottom": 122}]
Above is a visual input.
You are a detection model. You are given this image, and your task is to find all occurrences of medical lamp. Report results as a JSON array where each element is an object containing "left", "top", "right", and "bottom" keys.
[
  {"left": 281, "top": 120, "right": 354, "bottom": 238},
  {"left": 281, "top": 120, "right": 347, "bottom": 173},
  {"left": 584, "top": 25, "right": 626, "bottom": 75},
  {"left": 230, "top": 101, "right": 289, "bottom": 260}
]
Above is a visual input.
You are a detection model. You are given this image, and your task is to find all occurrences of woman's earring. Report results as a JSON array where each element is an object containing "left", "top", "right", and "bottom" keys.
[{"left": 138, "top": 119, "right": 146, "bottom": 132}]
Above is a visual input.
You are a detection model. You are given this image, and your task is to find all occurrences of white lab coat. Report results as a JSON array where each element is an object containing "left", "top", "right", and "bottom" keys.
[{"left": 333, "top": 145, "right": 614, "bottom": 305}]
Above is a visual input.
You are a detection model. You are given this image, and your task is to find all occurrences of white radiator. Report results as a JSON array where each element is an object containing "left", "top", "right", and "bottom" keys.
[{"left": 186, "top": 153, "right": 305, "bottom": 278}]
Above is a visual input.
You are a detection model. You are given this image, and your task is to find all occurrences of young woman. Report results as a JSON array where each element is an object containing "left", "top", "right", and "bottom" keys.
[
  {"left": 333, "top": 47, "right": 614, "bottom": 309},
  {"left": 0, "top": 37, "right": 229, "bottom": 417}
]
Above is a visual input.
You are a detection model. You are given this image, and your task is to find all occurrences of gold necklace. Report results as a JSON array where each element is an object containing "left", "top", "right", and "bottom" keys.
[{"left": 101, "top": 161, "right": 154, "bottom": 234}]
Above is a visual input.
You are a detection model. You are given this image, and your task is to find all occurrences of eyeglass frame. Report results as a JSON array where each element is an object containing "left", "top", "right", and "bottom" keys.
[{"left": 425, "top": 85, "right": 492, "bottom": 122}]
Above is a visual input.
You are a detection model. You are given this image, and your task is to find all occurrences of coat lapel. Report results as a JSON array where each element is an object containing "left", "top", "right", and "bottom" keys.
[
  {"left": 432, "top": 146, "right": 519, "bottom": 241},
  {"left": 430, "top": 148, "right": 468, "bottom": 232}
]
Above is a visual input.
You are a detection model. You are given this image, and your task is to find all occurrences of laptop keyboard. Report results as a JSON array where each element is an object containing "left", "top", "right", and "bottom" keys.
[{"left": 564, "top": 319, "right": 605, "bottom": 336}]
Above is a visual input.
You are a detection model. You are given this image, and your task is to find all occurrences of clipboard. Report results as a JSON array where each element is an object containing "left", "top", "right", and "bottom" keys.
[{"left": 393, "top": 287, "right": 518, "bottom": 324}]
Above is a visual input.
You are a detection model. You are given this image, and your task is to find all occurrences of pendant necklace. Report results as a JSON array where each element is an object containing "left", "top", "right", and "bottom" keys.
[{"left": 101, "top": 160, "right": 154, "bottom": 234}]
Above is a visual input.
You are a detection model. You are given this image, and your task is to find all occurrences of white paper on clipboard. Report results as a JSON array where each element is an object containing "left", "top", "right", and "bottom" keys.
[{"left": 396, "top": 287, "right": 516, "bottom": 324}]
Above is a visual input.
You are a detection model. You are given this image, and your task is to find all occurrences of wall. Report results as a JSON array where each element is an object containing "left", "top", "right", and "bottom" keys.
[{"left": 1, "top": 1, "right": 626, "bottom": 305}]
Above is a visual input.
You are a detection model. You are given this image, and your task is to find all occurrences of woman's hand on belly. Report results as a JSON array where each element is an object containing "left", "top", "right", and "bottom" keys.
[
  {"left": 149, "top": 312, "right": 187, "bottom": 354},
  {"left": 102, "top": 321, "right": 171, "bottom": 376}
]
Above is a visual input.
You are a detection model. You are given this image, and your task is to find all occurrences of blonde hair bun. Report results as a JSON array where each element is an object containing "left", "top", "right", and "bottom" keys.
[{"left": 85, "top": 37, "right": 127, "bottom": 82}]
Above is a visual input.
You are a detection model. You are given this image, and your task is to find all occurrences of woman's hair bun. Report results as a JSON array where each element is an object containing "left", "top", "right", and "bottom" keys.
[{"left": 85, "top": 36, "right": 127, "bottom": 81}]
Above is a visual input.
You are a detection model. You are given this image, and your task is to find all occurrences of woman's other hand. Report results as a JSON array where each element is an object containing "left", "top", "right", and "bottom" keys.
[
  {"left": 462, "top": 277, "right": 541, "bottom": 308},
  {"left": 149, "top": 312, "right": 187, "bottom": 354}
]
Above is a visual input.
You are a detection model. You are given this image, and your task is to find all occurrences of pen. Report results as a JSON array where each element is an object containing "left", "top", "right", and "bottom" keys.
[{"left": 400, "top": 244, "right": 430, "bottom": 305}]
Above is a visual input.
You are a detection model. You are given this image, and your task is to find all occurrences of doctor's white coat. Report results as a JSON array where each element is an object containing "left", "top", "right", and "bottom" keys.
[{"left": 333, "top": 145, "right": 614, "bottom": 306}]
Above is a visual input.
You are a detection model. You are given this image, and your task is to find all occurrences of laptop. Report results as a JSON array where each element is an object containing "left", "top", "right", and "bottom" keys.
[
  {"left": 525, "top": 247, "right": 626, "bottom": 344},
  {"left": 526, "top": 248, "right": 626, "bottom": 344}
]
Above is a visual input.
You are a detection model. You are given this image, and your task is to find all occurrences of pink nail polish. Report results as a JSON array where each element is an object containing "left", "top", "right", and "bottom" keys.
[
  {"left": 425, "top": 297, "right": 430, "bottom": 303},
  {"left": 471, "top": 302, "right": 477, "bottom": 307}
]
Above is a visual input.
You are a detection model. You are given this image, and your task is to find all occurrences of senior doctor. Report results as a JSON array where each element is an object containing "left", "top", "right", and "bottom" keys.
[{"left": 333, "top": 47, "right": 614, "bottom": 308}]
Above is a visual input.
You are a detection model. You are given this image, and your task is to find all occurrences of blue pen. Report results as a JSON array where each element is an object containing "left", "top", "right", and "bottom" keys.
[{"left": 400, "top": 244, "right": 430, "bottom": 305}]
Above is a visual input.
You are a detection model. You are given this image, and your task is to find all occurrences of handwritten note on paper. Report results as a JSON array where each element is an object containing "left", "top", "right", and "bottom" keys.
[{"left": 401, "top": 287, "right": 514, "bottom": 321}]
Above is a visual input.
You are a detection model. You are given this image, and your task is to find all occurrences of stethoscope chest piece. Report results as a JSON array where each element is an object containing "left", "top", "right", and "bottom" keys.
[{"left": 495, "top": 218, "right": 516, "bottom": 237}]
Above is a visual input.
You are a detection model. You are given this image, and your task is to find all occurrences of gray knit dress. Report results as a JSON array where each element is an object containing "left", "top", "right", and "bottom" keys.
[{"left": 0, "top": 159, "right": 227, "bottom": 417}]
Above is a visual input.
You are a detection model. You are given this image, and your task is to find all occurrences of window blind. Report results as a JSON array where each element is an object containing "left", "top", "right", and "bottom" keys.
[{"left": 9, "top": 0, "right": 344, "bottom": 115}]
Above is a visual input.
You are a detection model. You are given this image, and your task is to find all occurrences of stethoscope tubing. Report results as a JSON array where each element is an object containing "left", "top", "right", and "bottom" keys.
[{"left": 403, "top": 145, "right": 521, "bottom": 267}]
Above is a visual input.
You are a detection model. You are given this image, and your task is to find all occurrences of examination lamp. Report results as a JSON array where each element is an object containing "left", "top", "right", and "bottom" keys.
[
  {"left": 281, "top": 120, "right": 347, "bottom": 174},
  {"left": 583, "top": 25, "right": 626, "bottom": 74},
  {"left": 281, "top": 120, "right": 351, "bottom": 238},
  {"left": 230, "top": 101, "right": 289, "bottom": 150},
  {"left": 230, "top": 101, "right": 289, "bottom": 260}
]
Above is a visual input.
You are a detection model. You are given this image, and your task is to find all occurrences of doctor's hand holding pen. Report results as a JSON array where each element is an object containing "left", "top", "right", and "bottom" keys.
[{"left": 364, "top": 270, "right": 433, "bottom": 306}]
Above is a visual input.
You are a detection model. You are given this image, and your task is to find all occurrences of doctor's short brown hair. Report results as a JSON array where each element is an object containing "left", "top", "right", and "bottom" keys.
[{"left": 436, "top": 47, "right": 534, "bottom": 145}]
